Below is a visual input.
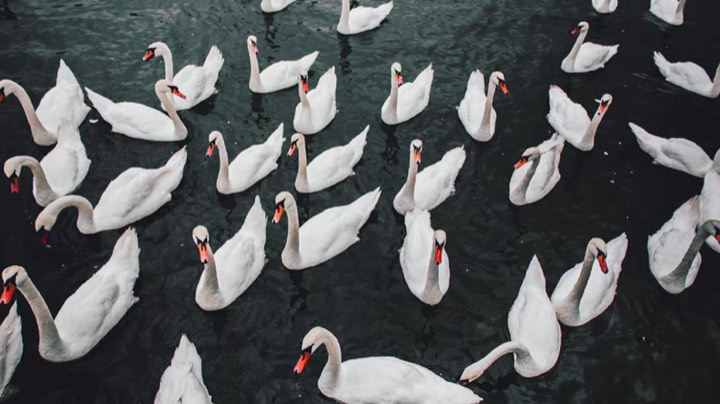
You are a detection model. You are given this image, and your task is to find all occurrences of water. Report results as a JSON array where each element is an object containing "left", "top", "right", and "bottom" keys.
[{"left": 1, "top": 0, "right": 719, "bottom": 402}]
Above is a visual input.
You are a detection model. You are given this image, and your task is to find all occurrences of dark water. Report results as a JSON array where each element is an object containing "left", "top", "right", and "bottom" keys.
[{"left": 1, "top": 0, "right": 720, "bottom": 402}]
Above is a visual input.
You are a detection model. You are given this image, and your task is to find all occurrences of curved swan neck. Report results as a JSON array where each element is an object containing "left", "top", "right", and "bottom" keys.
[
  {"left": 249, "top": 47, "right": 262, "bottom": 90},
  {"left": 564, "top": 29, "right": 588, "bottom": 69},
  {"left": 17, "top": 275, "right": 64, "bottom": 353},
  {"left": 12, "top": 156, "right": 58, "bottom": 201},
  {"left": 470, "top": 341, "right": 531, "bottom": 372},
  {"left": 317, "top": 331, "right": 343, "bottom": 392},
  {"left": 284, "top": 201, "right": 301, "bottom": 259},
  {"left": 671, "top": 225, "right": 712, "bottom": 280},
  {"left": 11, "top": 83, "right": 53, "bottom": 145},
  {"left": 214, "top": 136, "right": 231, "bottom": 188},
  {"left": 159, "top": 48, "right": 174, "bottom": 81},
  {"left": 155, "top": 86, "right": 186, "bottom": 135},
  {"left": 339, "top": 0, "right": 351, "bottom": 30},
  {"left": 45, "top": 195, "right": 96, "bottom": 233},
  {"left": 511, "top": 158, "right": 540, "bottom": 200},
  {"left": 480, "top": 81, "right": 497, "bottom": 127}
]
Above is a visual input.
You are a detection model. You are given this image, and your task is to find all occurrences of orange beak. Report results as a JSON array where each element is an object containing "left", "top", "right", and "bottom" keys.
[
  {"left": 0, "top": 94, "right": 5, "bottom": 103},
  {"left": 514, "top": 157, "right": 528, "bottom": 169},
  {"left": 571, "top": 27, "right": 580, "bottom": 35},
  {"left": 302, "top": 80, "right": 309, "bottom": 94},
  {"left": 716, "top": 235, "right": 720, "bottom": 243},
  {"left": 252, "top": 43, "right": 259, "bottom": 54},
  {"left": 396, "top": 73, "right": 404, "bottom": 85},
  {"left": 499, "top": 81, "right": 509, "bottom": 95},
  {"left": 206, "top": 142, "right": 216, "bottom": 157},
  {"left": 143, "top": 49, "right": 154, "bottom": 61},
  {"left": 0, "top": 282, "right": 15, "bottom": 304},
  {"left": 598, "top": 103, "right": 608, "bottom": 115},
  {"left": 597, "top": 254, "right": 608, "bottom": 274},
  {"left": 414, "top": 149, "right": 422, "bottom": 164},
  {"left": 172, "top": 88, "right": 186, "bottom": 99},
  {"left": 434, "top": 244, "right": 443, "bottom": 265},
  {"left": 294, "top": 351, "right": 311, "bottom": 374},
  {"left": 272, "top": 205, "right": 285, "bottom": 224},
  {"left": 288, "top": 143, "right": 297, "bottom": 157},
  {"left": 197, "top": 241, "right": 210, "bottom": 264},
  {"left": 9, "top": 175, "right": 19, "bottom": 193}
]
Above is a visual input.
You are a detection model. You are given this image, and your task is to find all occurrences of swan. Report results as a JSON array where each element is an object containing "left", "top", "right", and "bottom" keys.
[
  {"left": 457, "top": 70, "right": 509, "bottom": 142},
  {"left": 191, "top": 196, "right": 267, "bottom": 311},
  {"left": 4, "top": 119, "right": 91, "bottom": 207},
  {"left": 206, "top": 124, "right": 285, "bottom": 194},
  {"left": 699, "top": 150, "right": 720, "bottom": 253},
  {"left": 648, "top": 196, "right": 719, "bottom": 294},
  {"left": 154, "top": 334, "right": 213, "bottom": 404},
  {"left": 288, "top": 126, "right": 368, "bottom": 193},
  {"left": 560, "top": 21, "right": 618, "bottom": 73},
  {"left": 509, "top": 133, "right": 565, "bottom": 206},
  {"left": 381, "top": 62, "right": 434, "bottom": 125},
  {"left": 629, "top": 122, "right": 712, "bottom": 178},
  {"left": 547, "top": 85, "right": 613, "bottom": 151},
  {"left": 0, "top": 60, "right": 90, "bottom": 145},
  {"left": 551, "top": 234, "right": 628, "bottom": 326},
  {"left": 293, "top": 67, "right": 337, "bottom": 135},
  {"left": 460, "top": 256, "right": 561, "bottom": 383},
  {"left": 143, "top": 41, "right": 224, "bottom": 110},
  {"left": 272, "top": 188, "right": 381, "bottom": 270},
  {"left": 399, "top": 209, "right": 449, "bottom": 305},
  {"left": 260, "top": 0, "right": 296, "bottom": 13},
  {"left": 393, "top": 139, "right": 466, "bottom": 215},
  {"left": 650, "top": 0, "right": 687, "bottom": 25},
  {"left": 35, "top": 147, "right": 187, "bottom": 234},
  {"left": 0, "top": 302, "right": 22, "bottom": 399},
  {"left": 0, "top": 228, "right": 139, "bottom": 362},
  {"left": 293, "top": 326, "right": 482, "bottom": 403},
  {"left": 653, "top": 52, "right": 720, "bottom": 98},
  {"left": 593, "top": 0, "right": 618, "bottom": 13},
  {"left": 247, "top": 35, "right": 319, "bottom": 94},
  {"left": 337, "top": 0, "right": 394, "bottom": 35},
  {"left": 85, "top": 79, "right": 188, "bottom": 142}
]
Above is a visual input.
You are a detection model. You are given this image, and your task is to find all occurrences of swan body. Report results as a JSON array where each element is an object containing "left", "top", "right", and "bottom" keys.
[
  {"left": 293, "top": 67, "right": 337, "bottom": 135},
  {"left": 399, "top": 209, "right": 449, "bottom": 305},
  {"left": 294, "top": 326, "right": 482, "bottom": 403},
  {"left": 382, "top": 62, "right": 434, "bottom": 125},
  {"left": 191, "top": 197, "right": 267, "bottom": 311},
  {"left": 0, "top": 302, "right": 22, "bottom": 399},
  {"left": 337, "top": 0, "right": 394, "bottom": 35},
  {"left": 35, "top": 147, "right": 187, "bottom": 234},
  {"left": 393, "top": 140, "right": 466, "bottom": 215},
  {"left": 457, "top": 71, "right": 509, "bottom": 141},
  {"left": 593, "top": 0, "right": 618, "bottom": 13},
  {"left": 650, "top": 0, "right": 687, "bottom": 25},
  {"left": 0, "top": 60, "right": 90, "bottom": 145},
  {"left": 653, "top": 52, "right": 720, "bottom": 98},
  {"left": 509, "top": 133, "right": 565, "bottom": 206},
  {"left": 154, "top": 334, "right": 213, "bottom": 404},
  {"left": 461, "top": 256, "right": 561, "bottom": 382},
  {"left": 547, "top": 85, "right": 613, "bottom": 151},
  {"left": 206, "top": 124, "right": 284, "bottom": 194},
  {"left": 629, "top": 122, "right": 711, "bottom": 177},
  {"left": 561, "top": 22, "right": 618, "bottom": 73},
  {"left": 85, "top": 79, "right": 188, "bottom": 142},
  {"left": 4, "top": 120, "right": 91, "bottom": 207},
  {"left": 247, "top": 35, "right": 319, "bottom": 94},
  {"left": 699, "top": 151, "right": 720, "bottom": 253},
  {"left": 551, "top": 234, "right": 628, "bottom": 326},
  {"left": 260, "top": 0, "right": 296, "bottom": 13},
  {"left": 273, "top": 188, "right": 381, "bottom": 270},
  {"left": 143, "top": 42, "right": 224, "bottom": 110},
  {"left": 289, "top": 127, "right": 367, "bottom": 193},
  {"left": 0, "top": 228, "right": 140, "bottom": 362}
]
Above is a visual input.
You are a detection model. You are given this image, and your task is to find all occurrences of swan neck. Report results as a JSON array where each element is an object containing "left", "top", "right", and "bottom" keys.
[
  {"left": 387, "top": 75, "right": 399, "bottom": 121},
  {"left": 511, "top": 158, "right": 540, "bottom": 200},
  {"left": 422, "top": 249, "right": 442, "bottom": 300},
  {"left": 565, "top": 248, "right": 596, "bottom": 309},
  {"left": 160, "top": 50, "right": 174, "bottom": 81},
  {"left": 671, "top": 226, "right": 712, "bottom": 280},
  {"left": 339, "top": 0, "right": 350, "bottom": 29},
  {"left": 470, "top": 341, "right": 530, "bottom": 373},
  {"left": 402, "top": 155, "right": 419, "bottom": 203},
  {"left": 17, "top": 276, "right": 64, "bottom": 353},
  {"left": 12, "top": 84, "right": 52, "bottom": 144},
  {"left": 583, "top": 109, "right": 605, "bottom": 146},
  {"left": 199, "top": 245, "right": 222, "bottom": 298},
  {"left": 45, "top": 195, "right": 96, "bottom": 233},
  {"left": 14, "top": 157, "right": 58, "bottom": 201},
  {"left": 215, "top": 137, "right": 231, "bottom": 188},
  {"left": 481, "top": 82, "right": 497, "bottom": 127},
  {"left": 565, "top": 29, "right": 587, "bottom": 67},
  {"left": 249, "top": 48, "right": 262, "bottom": 89},
  {"left": 156, "top": 86, "right": 186, "bottom": 135},
  {"left": 284, "top": 202, "right": 301, "bottom": 259},
  {"left": 318, "top": 331, "right": 343, "bottom": 392},
  {"left": 296, "top": 141, "right": 308, "bottom": 183}
]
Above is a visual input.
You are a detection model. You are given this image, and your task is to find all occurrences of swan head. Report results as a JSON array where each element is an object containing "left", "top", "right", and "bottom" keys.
[
  {"left": 434, "top": 230, "right": 447, "bottom": 265},
  {"left": 410, "top": 139, "right": 423, "bottom": 165},
  {"left": 701, "top": 220, "right": 720, "bottom": 242},
  {"left": 1, "top": 265, "right": 26, "bottom": 305},
  {"left": 247, "top": 35, "right": 259, "bottom": 54},
  {"left": 0, "top": 79, "right": 19, "bottom": 102},
  {"left": 273, "top": 191, "right": 295, "bottom": 224},
  {"left": 298, "top": 71, "right": 310, "bottom": 93},
  {"left": 514, "top": 147, "right": 541, "bottom": 169},
  {"left": 572, "top": 21, "right": 589, "bottom": 35},
  {"left": 206, "top": 131, "right": 223, "bottom": 158},
  {"left": 288, "top": 133, "right": 305, "bottom": 157},
  {"left": 490, "top": 72, "right": 508, "bottom": 94},
  {"left": 35, "top": 205, "right": 58, "bottom": 232},
  {"left": 143, "top": 42, "right": 169, "bottom": 61},
  {"left": 588, "top": 238, "right": 609, "bottom": 273},
  {"left": 459, "top": 360, "right": 487, "bottom": 385},
  {"left": 3, "top": 157, "right": 22, "bottom": 193},
  {"left": 155, "top": 79, "right": 186, "bottom": 100},
  {"left": 294, "top": 326, "right": 334, "bottom": 374},
  {"left": 391, "top": 62, "right": 403, "bottom": 85},
  {"left": 594, "top": 94, "right": 613, "bottom": 116},
  {"left": 192, "top": 225, "right": 211, "bottom": 264}
]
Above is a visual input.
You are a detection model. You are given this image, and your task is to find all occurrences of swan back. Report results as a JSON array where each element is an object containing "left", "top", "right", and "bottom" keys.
[
  {"left": 629, "top": 122, "right": 712, "bottom": 177},
  {"left": 154, "top": 334, "right": 213, "bottom": 404},
  {"left": 413, "top": 146, "right": 466, "bottom": 211},
  {"left": 400, "top": 209, "right": 450, "bottom": 304},
  {"left": 0, "top": 302, "right": 22, "bottom": 398}
]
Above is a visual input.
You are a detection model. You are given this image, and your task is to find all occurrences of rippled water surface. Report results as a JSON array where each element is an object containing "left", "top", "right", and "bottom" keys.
[{"left": 1, "top": 0, "right": 720, "bottom": 402}]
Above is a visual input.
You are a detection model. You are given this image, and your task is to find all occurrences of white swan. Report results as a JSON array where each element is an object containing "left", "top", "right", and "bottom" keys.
[
  {"left": 547, "top": 85, "right": 613, "bottom": 151},
  {"left": 399, "top": 209, "right": 449, "bottom": 305},
  {"left": 0, "top": 228, "right": 139, "bottom": 362},
  {"left": 381, "top": 62, "right": 434, "bottom": 125},
  {"left": 294, "top": 326, "right": 482, "bottom": 403},
  {"left": 293, "top": 67, "right": 337, "bottom": 135},
  {"left": 4, "top": 120, "right": 91, "bottom": 207},
  {"left": 457, "top": 70, "right": 509, "bottom": 142},
  {"left": 288, "top": 126, "right": 367, "bottom": 193},
  {"left": 650, "top": 0, "right": 687, "bottom": 26},
  {"left": 337, "top": 0, "right": 394, "bottom": 35},
  {"left": 0, "top": 60, "right": 90, "bottom": 145},
  {"left": 593, "top": 0, "right": 618, "bottom": 13},
  {"left": 648, "top": 196, "right": 717, "bottom": 294},
  {"left": 272, "top": 188, "right": 381, "bottom": 270},
  {"left": 560, "top": 21, "right": 618, "bottom": 73},
  {"left": 629, "top": 122, "right": 711, "bottom": 178},
  {"left": 509, "top": 133, "right": 565, "bottom": 206},
  {"left": 154, "top": 334, "right": 213, "bottom": 404},
  {"left": 206, "top": 124, "right": 284, "bottom": 194},
  {"left": 35, "top": 147, "right": 187, "bottom": 234},
  {"left": 700, "top": 151, "right": 720, "bottom": 253},
  {"left": 551, "top": 234, "right": 628, "bottom": 326},
  {"left": 460, "top": 256, "right": 561, "bottom": 382},
  {"left": 247, "top": 35, "right": 319, "bottom": 94},
  {"left": 191, "top": 196, "right": 266, "bottom": 311},
  {"left": 143, "top": 42, "right": 224, "bottom": 110},
  {"left": 260, "top": 0, "right": 296, "bottom": 13},
  {"left": 653, "top": 52, "right": 720, "bottom": 98},
  {"left": 393, "top": 139, "right": 466, "bottom": 215},
  {"left": 0, "top": 302, "right": 22, "bottom": 399},
  {"left": 85, "top": 79, "right": 188, "bottom": 142}
]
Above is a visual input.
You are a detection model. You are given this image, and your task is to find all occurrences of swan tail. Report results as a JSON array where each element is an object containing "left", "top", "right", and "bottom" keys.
[
  {"left": 466, "top": 69, "right": 486, "bottom": 93},
  {"left": 628, "top": 122, "right": 663, "bottom": 161},
  {"left": 109, "top": 227, "right": 140, "bottom": 275},
  {"left": 522, "top": 255, "right": 547, "bottom": 291},
  {"left": 240, "top": 195, "right": 267, "bottom": 241},
  {"left": 316, "top": 66, "right": 337, "bottom": 94},
  {"left": 441, "top": 146, "right": 467, "bottom": 178},
  {"left": 547, "top": 85, "right": 567, "bottom": 106},
  {"left": 157, "top": 147, "right": 188, "bottom": 192},
  {"left": 172, "top": 334, "right": 204, "bottom": 376},
  {"left": 264, "top": 123, "right": 285, "bottom": 148},
  {"left": 375, "top": 1, "right": 394, "bottom": 18},
  {"left": 85, "top": 87, "right": 115, "bottom": 116},
  {"left": 352, "top": 187, "right": 382, "bottom": 228},
  {"left": 56, "top": 118, "right": 81, "bottom": 144},
  {"left": 164, "top": 146, "right": 189, "bottom": 171},
  {"left": 653, "top": 51, "right": 672, "bottom": 78},
  {"left": 155, "top": 335, "right": 209, "bottom": 403},
  {"left": 349, "top": 125, "right": 369, "bottom": 150},
  {"left": 414, "top": 64, "right": 435, "bottom": 90},
  {"left": 298, "top": 51, "right": 320, "bottom": 72},
  {"left": 608, "top": 233, "right": 629, "bottom": 274},
  {"left": 56, "top": 59, "right": 81, "bottom": 87},
  {"left": 0, "top": 301, "right": 22, "bottom": 389},
  {"left": 203, "top": 45, "right": 225, "bottom": 75}
]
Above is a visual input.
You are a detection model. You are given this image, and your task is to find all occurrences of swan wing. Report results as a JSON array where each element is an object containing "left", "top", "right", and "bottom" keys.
[
  {"left": 396, "top": 65, "right": 433, "bottom": 122},
  {"left": 415, "top": 146, "right": 466, "bottom": 211},
  {"left": 629, "top": 122, "right": 712, "bottom": 177},
  {"left": 36, "top": 60, "right": 90, "bottom": 133},
  {"left": 227, "top": 130, "right": 284, "bottom": 192},
  {"left": 154, "top": 335, "right": 213, "bottom": 404},
  {"left": 576, "top": 233, "right": 627, "bottom": 320},
  {"left": 547, "top": 85, "right": 590, "bottom": 139},
  {"left": 39, "top": 122, "right": 91, "bottom": 195},
  {"left": 575, "top": 42, "right": 618, "bottom": 71},
  {"left": 458, "top": 70, "right": 487, "bottom": 134},
  {"left": 699, "top": 169, "right": 720, "bottom": 252},
  {"left": 654, "top": 52, "right": 714, "bottom": 95},
  {"left": 0, "top": 302, "right": 22, "bottom": 398},
  {"left": 305, "top": 127, "right": 367, "bottom": 190},
  {"left": 399, "top": 209, "right": 434, "bottom": 296},
  {"left": 648, "top": 196, "right": 701, "bottom": 285},
  {"left": 525, "top": 135, "right": 564, "bottom": 202},
  {"left": 347, "top": 2, "right": 393, "bottom": 33}
]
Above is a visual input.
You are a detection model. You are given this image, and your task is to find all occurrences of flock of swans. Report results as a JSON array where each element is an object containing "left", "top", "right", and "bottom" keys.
[{"left": 0, "top": 0, "right": 717, "bottom": 402}]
